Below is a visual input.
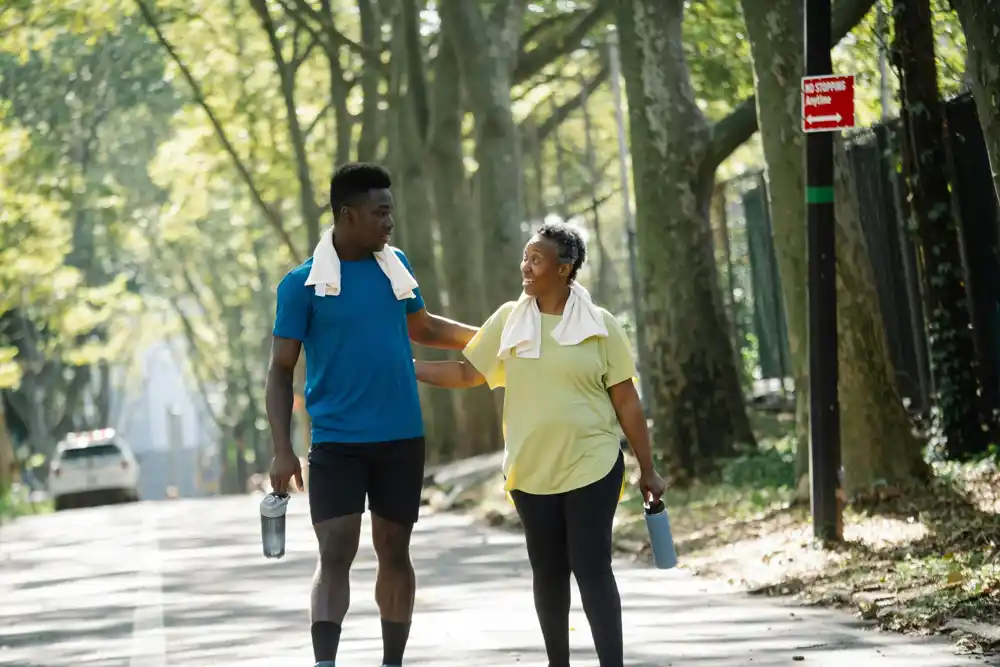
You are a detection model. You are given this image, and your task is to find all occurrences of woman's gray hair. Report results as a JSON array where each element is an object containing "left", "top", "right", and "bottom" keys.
[{"left": 536, "top": 221, "right": 587, "bottom": 282}]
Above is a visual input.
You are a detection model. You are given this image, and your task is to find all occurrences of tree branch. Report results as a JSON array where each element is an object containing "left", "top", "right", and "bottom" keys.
[
  {"left": 512, "top": 69, "right": 570, "bottom": 102},
  {"left": 167, "top": 295, "right": 225, "bottom": 429},
  {"left": 355, "top": 0, "right": 383, "bottom": 161},
  {"left": 305, "top": 100, "right": 333, "bottom": 138},
  {"left": 275, "top": 0, "right": 335, "bottom": 60},
  {"left": 529, "top": 62, "right": 609, "bottom": 143},
  {"left": 705, "top": 96, "right": 759, "bottom": 172},
  {"left": 291, "top": 33, "right": 319, "bottom": 72},
  {"left": 133, "top": 0, "right": 301, "bottom": 259},
  {"left": 520, "top": 9, "right": 586, "bottom": 48},
  {"left": 280, "top": 0, "right": 384, "bottom": 69},
  {"left": 401, "top": 0, "right": 430, "bottom": 143},
  {"left": 565, "top": 185, "right": 618, "bottom": 221},
  {"left": 705, "top": 0, "right": 878, "bottom": 171},
  {"left": 250, "top": 0, "right": 322, "bottom": 249},
  {"left": 512, "top": 0, "right": 611, "bottom": 86}
]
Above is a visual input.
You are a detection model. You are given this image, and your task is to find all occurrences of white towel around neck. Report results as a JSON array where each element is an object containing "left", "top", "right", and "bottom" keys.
[
  {"left": 497, "top": 281, "right": 608, "bottom": 359},
  {"left": 303, "top": 226, "right": 418, "bottom": 299}
]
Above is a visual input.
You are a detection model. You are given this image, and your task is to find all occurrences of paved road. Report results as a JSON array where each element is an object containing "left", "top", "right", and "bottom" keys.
[{"left": 0, "top": 496, "right": 994, "bottom": 667}]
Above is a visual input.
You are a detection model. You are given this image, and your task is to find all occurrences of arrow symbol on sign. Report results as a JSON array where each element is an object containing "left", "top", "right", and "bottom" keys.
[{"left": 807, "top": 113, "right": 843, "bottom": 123}]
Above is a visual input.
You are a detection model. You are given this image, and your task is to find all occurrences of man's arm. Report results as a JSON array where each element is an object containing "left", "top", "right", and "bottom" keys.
[
  {"left": 265, "top": 336, "right": 302, "bottom": 457},
  {"left": 414, "top": 359, "right": 486, "bottom": 388},
  {"left": 407, "top": 307, "right": 479, "bottom": 350}
]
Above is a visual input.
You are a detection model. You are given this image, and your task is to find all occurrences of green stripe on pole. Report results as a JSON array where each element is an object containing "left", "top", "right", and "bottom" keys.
[{"left": 806, "top": 186, "right": 834, "bottom": 203}]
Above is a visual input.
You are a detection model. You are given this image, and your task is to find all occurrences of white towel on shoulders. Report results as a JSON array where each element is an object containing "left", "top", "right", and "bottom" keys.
[
  {"left": 497, "top": 281, "right": 608, "bottom": 359},
  {"left": 303, "top": 226, "right": 418, "bottom": 299}
]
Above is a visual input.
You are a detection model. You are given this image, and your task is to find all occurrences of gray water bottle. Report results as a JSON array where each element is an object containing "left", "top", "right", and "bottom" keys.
[
  {"left": 644, "top": 498, "right": 678, "bottom": 570},
  {"left": 260, "top": 492, "right": 289, "bottom": 559}
]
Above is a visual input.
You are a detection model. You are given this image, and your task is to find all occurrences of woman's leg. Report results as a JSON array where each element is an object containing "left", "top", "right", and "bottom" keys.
[
  {"left": 565, "top": 453, "right": 625, "bottom": 667},
  {"left": 511, "top": 488, "right": 572, "bottom": 667}
]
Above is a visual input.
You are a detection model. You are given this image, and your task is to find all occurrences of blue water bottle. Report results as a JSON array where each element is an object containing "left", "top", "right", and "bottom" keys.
[{"left": 644, "top": 498, "right": 678, "bottom": 569}]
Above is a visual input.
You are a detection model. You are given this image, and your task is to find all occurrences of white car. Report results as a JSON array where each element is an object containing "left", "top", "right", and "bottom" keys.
[{"left": 49, "top": 429, "right": 140, "bottom": 511}]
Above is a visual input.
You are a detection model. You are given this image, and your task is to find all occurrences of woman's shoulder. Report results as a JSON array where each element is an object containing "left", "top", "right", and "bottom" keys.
[
  {"left": 478, "top": 301, "right": 519, "bottom": 331},
  {"left": 596, "top": 307, "right": 625, "bottom": 330},
  {"left": 494, "top": 300, "right": 520, "bottom": 319}
]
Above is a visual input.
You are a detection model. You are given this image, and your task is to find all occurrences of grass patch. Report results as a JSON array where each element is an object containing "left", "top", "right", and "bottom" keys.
[{"left": 0, "top": 483, "right": 53, "bottom": 523}]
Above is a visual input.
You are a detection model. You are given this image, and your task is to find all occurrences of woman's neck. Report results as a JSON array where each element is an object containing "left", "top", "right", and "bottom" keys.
[{"left": 535, "top": 285, "right": 571, "bottom": 315}]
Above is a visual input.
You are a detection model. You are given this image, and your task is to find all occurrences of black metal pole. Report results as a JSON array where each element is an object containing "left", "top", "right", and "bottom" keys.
[{"left": 805, "top": 0, "right": 843, "bottom": 542}]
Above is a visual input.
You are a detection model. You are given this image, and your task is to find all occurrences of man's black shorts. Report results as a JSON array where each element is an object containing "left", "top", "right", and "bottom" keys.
[{"left": 307, "top": 436, "right": 425, "bottom": 526}]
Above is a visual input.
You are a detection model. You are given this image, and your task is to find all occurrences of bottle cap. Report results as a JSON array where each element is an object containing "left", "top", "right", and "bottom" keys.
[
  {"left": 260, "top": 492, "right": 290, "bottom": 518},
  {"left": 644, "top": 498, "right": 665, "bottom": 515}
]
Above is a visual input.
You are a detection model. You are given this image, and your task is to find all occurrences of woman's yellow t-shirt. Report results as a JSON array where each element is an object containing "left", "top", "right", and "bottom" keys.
[{"left": 463, "top": 302, "right": 637, "bottom": 496}]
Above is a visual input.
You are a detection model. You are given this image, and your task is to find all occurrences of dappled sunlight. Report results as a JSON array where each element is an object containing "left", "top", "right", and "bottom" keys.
[
  {"left": 845, "top": 515, "right": 930, "bottom": 547},
  {"left": 1, "top": 497, "right": 988, "bottom": 666}
]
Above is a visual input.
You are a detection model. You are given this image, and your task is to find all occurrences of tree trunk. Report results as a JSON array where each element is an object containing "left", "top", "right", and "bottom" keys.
[
  {"left": 356, "top": 0, "right": 382, "bottom": 162},
  {"left": 833, "top": 142, "right": 929, "bottom": 492},
  {"left": 396, "top": 154, "right": 460, "bottom": 462},
  {"left": 741, "top": 2, "right": 811, "bottom": 465},
  {"left": 428, "top": 29, "right": 502, "bottom": 457},
  {"left": 391, "top": 1, "right": 459, "bottom": 461},
  {"left": 894, "top": 0, "right": 988, "bottom": 458},
  {"left": 579, "top": 75, "right": 615, "bottom": 307},
  {"left": 950, "top": 0, "right": 1000, "bottom": 203},
  {"left": 441, "top": 0, "right": 526, "bottom": 307},
  {"left": 0, "top": 399, "right": 14, "bottom": 500},
  {"left": 250, "top": 0, "right": 323, "bottom": 250},
  {"left": 523, "top": 119, "right": 546, "bottom": 223},
  {"left": 744, "top": 0, "right": 927, "bottom": 491},
  {"left": 614, "top": 0, "right": 754, "bottom": 480}
]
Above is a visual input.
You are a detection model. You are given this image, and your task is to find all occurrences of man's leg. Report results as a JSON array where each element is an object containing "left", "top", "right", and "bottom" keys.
[
  {"left": 308, "top": 445, "right": 369, "bottom": 665},
  {"left": 368, "top": 436, "right": 425, "bottom": 666}
]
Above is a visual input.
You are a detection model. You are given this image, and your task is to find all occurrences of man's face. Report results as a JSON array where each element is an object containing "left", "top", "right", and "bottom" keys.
[{"left": 347, "top": 188, "right": 395, "bottom": 252}]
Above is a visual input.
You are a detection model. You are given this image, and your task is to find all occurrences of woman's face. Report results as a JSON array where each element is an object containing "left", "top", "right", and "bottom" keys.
[{"left": 521, "top": 235, "right": 570, "bottom": 296}]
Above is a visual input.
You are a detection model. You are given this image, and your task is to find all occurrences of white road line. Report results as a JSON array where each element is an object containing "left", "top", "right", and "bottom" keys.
[{"left": 128, "top": 507, "right": 167, "bottom": 667}]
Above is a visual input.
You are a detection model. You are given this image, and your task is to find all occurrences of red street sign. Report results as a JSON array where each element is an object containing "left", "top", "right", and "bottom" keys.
[{"left": 802, "top": 74, "right": 855, "bottom": 133}]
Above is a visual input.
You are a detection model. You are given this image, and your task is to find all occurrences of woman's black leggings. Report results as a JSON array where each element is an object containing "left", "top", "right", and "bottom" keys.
[{"left": 510, "top": 452, "right": 625, "bottom": 667}]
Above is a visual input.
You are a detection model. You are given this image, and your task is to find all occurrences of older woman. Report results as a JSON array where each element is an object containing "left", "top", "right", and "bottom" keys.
[{"left": 414, "top": 221, "right": 664, "bottom": 667}]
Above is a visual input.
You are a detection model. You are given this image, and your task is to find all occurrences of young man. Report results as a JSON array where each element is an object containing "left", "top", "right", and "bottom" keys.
[{"left": 266, "top": 163, "right": 478, "bottom": 667}]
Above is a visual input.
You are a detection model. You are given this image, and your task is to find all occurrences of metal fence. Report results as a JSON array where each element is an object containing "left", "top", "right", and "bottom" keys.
[{"left": 715, "top": 93, "right": 1000, "bottom": 414}]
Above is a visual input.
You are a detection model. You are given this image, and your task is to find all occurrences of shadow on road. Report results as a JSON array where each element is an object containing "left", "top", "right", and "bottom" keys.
[{"left": 0, "top": 496, "right": 993, "bottom": 666}]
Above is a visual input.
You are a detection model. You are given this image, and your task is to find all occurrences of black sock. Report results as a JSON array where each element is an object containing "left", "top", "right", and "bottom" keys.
[
  {"left": 311, "top": 621, "right": 342, "bottom": 662},
  {"left": 381, "top": 618, "right": 411, "bottom": 665}
]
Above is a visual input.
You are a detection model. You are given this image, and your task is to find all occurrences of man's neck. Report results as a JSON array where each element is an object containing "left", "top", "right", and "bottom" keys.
[{"left": 331, "top": 227, "right": 369, "bottom": 261}]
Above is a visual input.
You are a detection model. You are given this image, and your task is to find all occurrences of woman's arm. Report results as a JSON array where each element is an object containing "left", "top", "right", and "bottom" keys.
[
  {"left": 414, "top": 359, "right": 486, "bottom": 389},
  {"left": 609, "top": 379, "right": 665, "bottom": 502},
  {"left": 607, "top": 379, "right": 655, "bottom": 474}
]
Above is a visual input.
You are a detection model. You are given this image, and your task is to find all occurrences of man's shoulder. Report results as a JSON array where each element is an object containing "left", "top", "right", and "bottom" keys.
[
  {"left": 278, "top": 258, "right": 314, "bottom": 290},
  {"left": 389, "top": 245, "right": 411, "bottom": 266}
]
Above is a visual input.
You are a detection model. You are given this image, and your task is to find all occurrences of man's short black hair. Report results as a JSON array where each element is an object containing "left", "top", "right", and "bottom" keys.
[
  {"left": 330, "top": 163, "right": 392, "bottom": 219},
  {"left": 537, "top": 221, "right": 587, "bottom": 282}
]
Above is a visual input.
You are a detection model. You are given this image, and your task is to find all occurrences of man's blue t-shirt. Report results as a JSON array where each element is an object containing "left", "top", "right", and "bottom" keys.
[{"left": 272, "top": 248, "right": 425, "bottom": 444}]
